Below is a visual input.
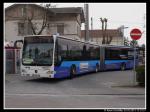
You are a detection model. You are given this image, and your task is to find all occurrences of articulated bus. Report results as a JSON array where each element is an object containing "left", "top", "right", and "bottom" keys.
[{"left": 15, "top": 35, "right": 139, "bottom": 78}]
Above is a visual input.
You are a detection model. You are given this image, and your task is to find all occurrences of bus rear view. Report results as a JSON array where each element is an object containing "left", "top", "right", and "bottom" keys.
[{"left": 21, "top": 35, "right": 55, "bottom": 78}]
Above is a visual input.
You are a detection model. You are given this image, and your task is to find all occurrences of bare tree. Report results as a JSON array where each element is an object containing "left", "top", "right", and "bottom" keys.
[
  {"left": 104, "top": 18, "right": 108, "bottom": 44},
  {"left": 106, "top": 35, "right": 112, "bottom": 44},
  {"left": 100, "top": 18, "right": 112, "bottom": 44},
  {"left": 26, "top": 4, "right": 52, "bottom": 35}
]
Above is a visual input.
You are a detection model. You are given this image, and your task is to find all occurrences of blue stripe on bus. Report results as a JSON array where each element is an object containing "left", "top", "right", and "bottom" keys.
[
  {"left": 54, "top": 60, "right": 100, "bottom": 78},
  {"left": 54, "top": 59, "right": 137, "bottom": 78},
  {"left": 105, "top": 59, "right": 134, "bottom": 70},
  {"left": 61, "top": 60, "right": 100, "bottom": 67},
  {"left": 105, "top": 60, "right": 128, "bottom": 64}
]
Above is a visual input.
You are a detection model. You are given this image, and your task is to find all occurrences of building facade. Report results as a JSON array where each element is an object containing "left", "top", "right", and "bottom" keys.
[
  {"left": 5, "top": 4, "right": 85, "bottom": 44},
  {"left": 81, "top": 29, "right": 124, "bottom": 45}
]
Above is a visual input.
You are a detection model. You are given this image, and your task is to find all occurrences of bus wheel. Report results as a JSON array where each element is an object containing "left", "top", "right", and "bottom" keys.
[
  {"left": 70, "top": 65, "right": 76, "bottom": 79},
  {"left": 96, "top": 64, "right": 100, "bottom": 72},
  {"left": 121, "top": 63, "right": 126, "bottom": 71}
]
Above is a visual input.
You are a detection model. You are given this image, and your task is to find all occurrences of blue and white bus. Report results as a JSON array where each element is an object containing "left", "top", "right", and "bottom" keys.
[
  {"left": 16, "top": 35, "right": 138, "bottom": 78},
  {"left": 100, "top": 45, "right": 139, "bottom": 71}
]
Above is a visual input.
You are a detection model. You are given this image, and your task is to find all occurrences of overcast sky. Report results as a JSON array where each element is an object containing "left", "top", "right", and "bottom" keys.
[{"left": 4, "top": 3, "right": 146, "bottom": 45}]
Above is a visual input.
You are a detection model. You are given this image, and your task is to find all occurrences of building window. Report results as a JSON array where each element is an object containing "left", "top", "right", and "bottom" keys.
[
  {"left": 57, "top": 24, "right": 64, "bottom": 35},
  {"left": 21, "top": 8, "right": 24, "bottom": 17},
  {"left": 21, "top": 6, "right": 27, "bottom": 17},
  {"left": 27, "top": 22, "right": 32, "bottom": 35},
  {"left": 77, "top": 25, "right": 81, "bottom": 37},
  {"left": 18, "top": 23, "right": 25, "bottom": 36}
]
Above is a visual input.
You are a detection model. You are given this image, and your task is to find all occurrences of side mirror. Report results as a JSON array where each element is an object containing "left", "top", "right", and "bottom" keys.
[{"left": 14, "top": 40, "right": 23, "bottom": 48}]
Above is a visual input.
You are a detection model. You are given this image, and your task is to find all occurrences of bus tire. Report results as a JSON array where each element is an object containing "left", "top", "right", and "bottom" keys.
[
  {"left": 96, "top": 64, "right": 100, "bottom": 72},
  {"left": 121, "top": 63, "right": 126, "bottom": 71},
  {"left": 69, "top": 65, "right": 76, "bottom": 79}
]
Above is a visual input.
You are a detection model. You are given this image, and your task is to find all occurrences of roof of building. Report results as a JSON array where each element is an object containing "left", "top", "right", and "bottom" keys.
[
  {"left": 5, "top": 4, "right": 51, "bottom": 12},
  {"left": 50, "top": 7, "right": 85, "bottom": 22},
  {"left": 49, "top": 7, "right": 83, "bottom": 14},
  {"left": 81, "top": 29, "right": 123, "bottom": 38},
  {"left": 5, "top": 4, "right": 85, "bottom": 22}
]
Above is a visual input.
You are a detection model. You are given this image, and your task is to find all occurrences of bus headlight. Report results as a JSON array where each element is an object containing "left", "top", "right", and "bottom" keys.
[
  {"left": 47, "top": 70, "right": 51, "bottom": 74},
  {"left": 22, "top": 69, "right": 26, "bottom": 73},
  {"left": 47, "top": 70, "right": 56, "bottom": 74}
]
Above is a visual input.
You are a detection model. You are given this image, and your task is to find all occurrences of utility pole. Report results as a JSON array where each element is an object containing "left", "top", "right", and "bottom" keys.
[
  {"left": 84, "top": 4, "right": 89, "bottom": 41},
  {"left": 142, "top": 13, "right": 146, "bottom": 42},
  {"left": 91, "top": 17, "right": 93, "bottom": 41},
  {"left": 120, "top": 25, "right": 128, "bottom": 45}
]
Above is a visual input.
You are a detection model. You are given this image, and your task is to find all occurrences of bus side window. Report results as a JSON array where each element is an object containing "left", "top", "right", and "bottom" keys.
[
  {"left": 82, "top": 45, "right": 87, "bottom": 58},
  {"left": 128, "top": 50, "right": 134, "bottom": 59},
  {"left": 61, "top": 45, "right": 68, "bottom": 60},
  {"left": 105, "top": 48, "right": 110, "bottom": 60},
  {"left": 82, "top": 44, "right": 90, "bottom": 60},
  {"left": 68, "top": 41, "right": 82, "bottom": 61}
]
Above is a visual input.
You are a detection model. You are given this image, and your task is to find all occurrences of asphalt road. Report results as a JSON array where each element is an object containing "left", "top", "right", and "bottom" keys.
[{"left": 4, "top": 70, "right": 145, "bottom": 109}]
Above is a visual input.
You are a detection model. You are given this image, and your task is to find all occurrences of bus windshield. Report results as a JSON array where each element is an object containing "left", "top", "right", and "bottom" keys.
[{"left": 22, "top": 36, "right": 54, "bottom": 66}]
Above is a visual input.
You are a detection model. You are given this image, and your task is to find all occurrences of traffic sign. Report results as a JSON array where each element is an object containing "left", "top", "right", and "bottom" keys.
[
  {"left": 130, "top": 28, "right": 142, "bottom": 40},
  {"left": 130, "top": 28, "right": 142, "bottom": 85}
]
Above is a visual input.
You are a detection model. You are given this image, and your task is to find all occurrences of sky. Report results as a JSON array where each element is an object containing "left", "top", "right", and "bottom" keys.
[{"left": 4, "top": 3, "right": 146, "bottom": 45}]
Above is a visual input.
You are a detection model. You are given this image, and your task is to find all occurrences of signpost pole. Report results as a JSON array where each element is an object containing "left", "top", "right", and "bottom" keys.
[
  {"left": 130, "top": 28, "right": 142, "bottom": 86},
  {"left": 133, "top": 43, "right": 136, "bottom": 85}
]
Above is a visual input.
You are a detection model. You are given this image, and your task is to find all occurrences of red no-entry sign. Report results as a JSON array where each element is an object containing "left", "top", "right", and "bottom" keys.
[{"left": 130, "top": 28, "right": 142, "bottom": 40}]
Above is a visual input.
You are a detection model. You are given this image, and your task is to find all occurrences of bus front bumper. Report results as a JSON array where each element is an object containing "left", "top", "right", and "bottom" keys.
[{"left": 21, "top": 67, "right": 55, "bottom": 78}]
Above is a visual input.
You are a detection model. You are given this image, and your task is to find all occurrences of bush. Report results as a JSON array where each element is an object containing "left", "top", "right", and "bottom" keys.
[{"left": 135, "top": 65, "right": 145, "bottom": 86}]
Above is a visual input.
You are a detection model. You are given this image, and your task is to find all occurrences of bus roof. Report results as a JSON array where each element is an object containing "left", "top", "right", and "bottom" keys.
[
  {"left": 24, "top": 35, "right": 100, "bottom": 46},
  {"left": 101, "top": 45, "right": 132, "bottom": 48},
  {"left": 23, "top": 35, "right": 133, "bottom": 48}
]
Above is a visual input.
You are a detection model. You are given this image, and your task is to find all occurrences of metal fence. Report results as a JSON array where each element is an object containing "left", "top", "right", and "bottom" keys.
[{"left": 5, "top": 47, "right": 21, "bottom": 74}]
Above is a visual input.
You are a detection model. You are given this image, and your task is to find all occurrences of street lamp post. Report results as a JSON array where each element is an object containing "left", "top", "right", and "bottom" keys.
[{"left": 121, "top": 25, "right": 129, "bottom": 45}]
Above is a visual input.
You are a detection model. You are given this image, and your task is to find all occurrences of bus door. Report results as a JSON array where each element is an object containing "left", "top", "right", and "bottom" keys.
[{"left": 100, "top": 46, "right": 105, "bottom": 71}]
